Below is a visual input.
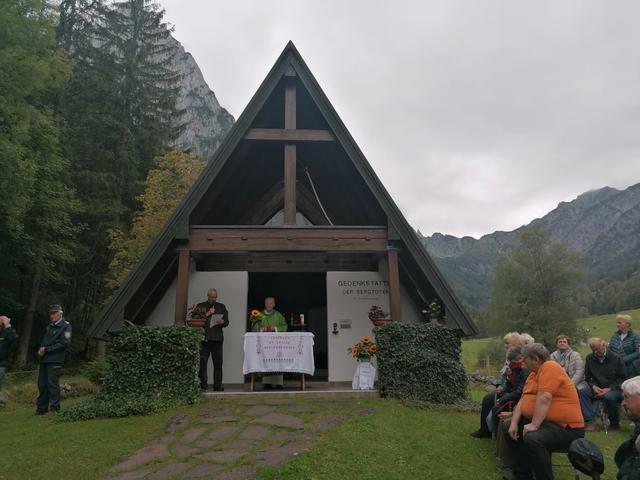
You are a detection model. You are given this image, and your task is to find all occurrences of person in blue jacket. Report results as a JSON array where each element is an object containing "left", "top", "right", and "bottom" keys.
[
  {"left": 36, "top": 305, "right": 72, "bottom": 415},
  {"left": 609, "top": 314, "right": 640, "bottom": 377}
]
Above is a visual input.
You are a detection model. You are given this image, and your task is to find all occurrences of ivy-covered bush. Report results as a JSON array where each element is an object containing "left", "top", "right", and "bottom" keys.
[
  {"left": 59, "top": 324, "right": 202, "bottom": 421},
  {"left": 375, "top": 322, "right": 467, "bottom": 403}
]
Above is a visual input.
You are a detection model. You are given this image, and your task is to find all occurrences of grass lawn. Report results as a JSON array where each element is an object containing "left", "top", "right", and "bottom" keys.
[
  {"left": 0, "top": 399, "right": 176, "bottom": 480},
  {"left": 263, "top": 398, "right": 630, "bottom": 480},
  {"left": 0, "top": 396, "right": 633, "bottom": 480}
]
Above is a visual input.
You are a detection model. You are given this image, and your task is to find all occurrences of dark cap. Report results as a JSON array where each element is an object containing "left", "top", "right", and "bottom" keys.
[{"left": 48, "top": 304, "right": 63, "bottom": 313}]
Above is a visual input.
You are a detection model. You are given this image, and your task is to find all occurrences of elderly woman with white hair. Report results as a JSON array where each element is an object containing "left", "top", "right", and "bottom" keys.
[
  {"left": 609, "top": 314, "right": 640, "bottom": 377},
  {"left": 615, "top": 376, "right": 640, "bottom": 479}
]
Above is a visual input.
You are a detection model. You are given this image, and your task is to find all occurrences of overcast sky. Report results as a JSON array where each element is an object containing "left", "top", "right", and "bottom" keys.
[{"left": 160, "top": 0, "right": 640, "bottom": 238}]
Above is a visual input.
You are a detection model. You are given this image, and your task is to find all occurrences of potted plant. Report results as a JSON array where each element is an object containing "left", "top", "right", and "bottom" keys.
[
  {"left": 368, "top": 305, "right": 391, "bottom": 327},
  {"left": 348, "top": 336, "right": 377, "bottom": 362},
  {"left": 186, "top": 304, "right": 207, "bottom": 328},
  {"left": 421, "top": 299, "right": 443, "bottom": 324}
]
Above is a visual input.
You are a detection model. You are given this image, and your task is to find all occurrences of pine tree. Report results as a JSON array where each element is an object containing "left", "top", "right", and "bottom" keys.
[
  {"left": 0, "top": 0, "right": 80, "bottom": 365},
  {"left": 56, "top": 0, "right": 184, "bottom": 329}
]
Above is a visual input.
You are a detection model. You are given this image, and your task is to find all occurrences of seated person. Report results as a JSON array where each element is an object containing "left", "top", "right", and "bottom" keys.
[
  {"left": 503, "top": 343, "right": 584, "bottom": 480},
  {"left": 580, "top": 337, "right": 627, "bottom": 430},
  {"left": 497, "top": 332, "right": 525, "bottom": 385},
  {"left": 471, "top": 346, "right": 527, "bottom": 438},
  {"left": 609, "top": 314, "right": 640, "bottom": 377},
  {"left": 616, "top": 375, "right": 640, "bottom": 480},
  {"left": 550, "top": 334, "right": 587, "bottom": 390},
  {"left": 520, "top": 333, "right": 535, "bottom": 346},
  {"left": 252, "top": 297, "right": 287, "bottom": 390}
]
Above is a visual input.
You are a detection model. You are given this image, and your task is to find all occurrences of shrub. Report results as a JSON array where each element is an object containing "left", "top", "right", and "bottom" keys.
[
  {"left": 81, "top": 359, "right": 107, "bottom": 386},
  {"left": 59, "top": 324, "right": 202, "bottom": 421},
  {"left": 375, "top": 322, "right": 467, "bottom": 403}
]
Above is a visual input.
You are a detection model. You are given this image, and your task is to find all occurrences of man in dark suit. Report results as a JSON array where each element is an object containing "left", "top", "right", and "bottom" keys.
[{"left": 197, "top": 289, "right": 229, "bottom": 391}]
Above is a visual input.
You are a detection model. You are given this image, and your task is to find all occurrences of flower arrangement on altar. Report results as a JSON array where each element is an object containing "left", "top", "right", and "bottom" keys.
[
  {"left": 349, "top": 336, "right": 377, "bottom": 360},
  {"left": 368, "top": 305, "right": 391, "bottom": 326}
]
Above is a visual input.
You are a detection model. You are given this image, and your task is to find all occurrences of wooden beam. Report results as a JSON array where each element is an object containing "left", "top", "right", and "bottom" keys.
[
  {"left": 284, "top": 145, "right": 296, "bottom": 225},
  {"left": 197, "top": 252, "right": 380, "bottom": 272},
  {"left": 244, "top": 128, "right": 334, "bottom": 142},
  {"left": 186, "top": 228, "right": 388, "bottom": 252},
  {"left": 285, "top": 80, "right": 296, "bottom": 129},
  {"left": 174, "top": 250, "right": 190, "bottom": 324},
  {"left": 387, "top": 247, "right": 402, "bottom": 322}
]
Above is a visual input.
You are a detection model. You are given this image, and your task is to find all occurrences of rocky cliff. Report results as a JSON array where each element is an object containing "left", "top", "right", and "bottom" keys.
[{"left": 169, "top": 36, "right": 234, "bottom": 160}]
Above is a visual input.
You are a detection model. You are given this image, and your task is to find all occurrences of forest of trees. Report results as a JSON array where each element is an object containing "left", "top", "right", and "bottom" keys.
[{"left": 0, "top": 0, "right": 191, "bottom": 366}]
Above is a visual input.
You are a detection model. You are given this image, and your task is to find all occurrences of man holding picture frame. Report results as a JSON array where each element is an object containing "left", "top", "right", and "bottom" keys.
[{"left": 197, "top": 288, "right": 229, "bottom": 391}]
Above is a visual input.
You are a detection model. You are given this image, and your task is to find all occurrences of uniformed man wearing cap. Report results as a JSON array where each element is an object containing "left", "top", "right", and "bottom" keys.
[{"left": 35, "top": 305, "right": 72, "bottom": 415}]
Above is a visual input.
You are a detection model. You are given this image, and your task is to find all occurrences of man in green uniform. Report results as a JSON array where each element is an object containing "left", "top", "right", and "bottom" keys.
[
  {"left": 196, "top": 288, "right": 229, "bottom": 392},
  {"left": 251, "top": 297, "right": 287, "bottom": 390},
  {"left": 0, "top": 315, "right": 18, "bottom": 405},
  {"left": 36, "top": 305, "right": 71, "bottom": 415}
]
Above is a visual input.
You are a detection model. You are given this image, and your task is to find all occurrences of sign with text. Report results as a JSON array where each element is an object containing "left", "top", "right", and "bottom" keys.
[{"left": 327, "top": 272, "right": 389, "bottom": 382}]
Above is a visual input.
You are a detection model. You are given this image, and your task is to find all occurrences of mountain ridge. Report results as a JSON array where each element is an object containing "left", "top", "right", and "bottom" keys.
[{"left": 421, "top": 182, "right": 640, "bottom": 313}]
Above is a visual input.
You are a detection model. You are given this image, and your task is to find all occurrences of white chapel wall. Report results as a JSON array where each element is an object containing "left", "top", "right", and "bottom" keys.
[{"left": 147, "top": 270, "right": 248, "bottom": 384}]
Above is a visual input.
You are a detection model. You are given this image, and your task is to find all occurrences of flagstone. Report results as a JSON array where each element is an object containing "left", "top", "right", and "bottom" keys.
[
  {"left": 199, "top": 415, "right": 239, "bottom": 424},
  {"left": 313, "top": 414, "right": 351, "bottom": 431},
  {"left": 238, "top": 425, "right": 271, "bottom": 440},
  {"left": 252, "top": 442, "right": 311, "bottom": 468},
  {"left": 111, "top": 443, "right": 170, "bottom": 472},
  {"left": 181, "top": 427, "right": 207, "bottom": 443},
  {"left": 253, "top": 412, "right": 304, "bottom": 429},
  {"left": 195, "top": 449, "right": 247, "bottom": 463},
  {"left": 182, "top": 464, "right": 225, "bottom": 479},
  {"left": 244, "top": 405, "right": 274, "bottom": 416},
  {"left": 149, "top": 463, "right": 191, "bottom": 480},
  {"left": 172, "top": 444, "right": 202, "bottom": 458},
  {"left": 164, "top": 413, "right": 189, "bottom": 433}
]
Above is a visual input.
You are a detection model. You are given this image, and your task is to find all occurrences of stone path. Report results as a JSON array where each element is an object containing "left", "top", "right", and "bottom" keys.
[{"left": 100, "top": 397, "right": 375, "bottom": 480}]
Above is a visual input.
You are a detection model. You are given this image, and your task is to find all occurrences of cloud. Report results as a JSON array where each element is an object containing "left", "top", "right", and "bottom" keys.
[{"left": 160, "top": 0, "right": 640, "bottom": 238}]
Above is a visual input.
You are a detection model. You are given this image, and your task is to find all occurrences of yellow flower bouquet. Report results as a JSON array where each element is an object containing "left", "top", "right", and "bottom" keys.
[{"left": 348, "top": 336, "right": 377, "bottom": 360}]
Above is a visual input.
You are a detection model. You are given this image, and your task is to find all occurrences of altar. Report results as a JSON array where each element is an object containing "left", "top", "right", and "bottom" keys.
[{"left": 243, "top": 332, "right": 315, "bottom": 391}]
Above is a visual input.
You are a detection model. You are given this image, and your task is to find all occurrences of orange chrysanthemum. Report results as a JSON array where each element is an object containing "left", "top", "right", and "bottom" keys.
[
  {"left": 250, "top": 309, "right": 261, "bottom": 317},
  {"left": 351, "top": 347, "right": 358, "bottom": 357},
  {"left": 369, "top": 345, "right": 377, "bottom": 354},
  {"left": 362, "top": 336, "right": 370, "bottom": 343}
]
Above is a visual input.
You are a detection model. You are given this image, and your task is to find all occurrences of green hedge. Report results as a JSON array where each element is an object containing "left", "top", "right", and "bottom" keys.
[
  {"left": 375, "top": 322, "right": 467, "bottom": 403},
  {"left": 59, "top": 324, "right": 202, "bottom": 421}
]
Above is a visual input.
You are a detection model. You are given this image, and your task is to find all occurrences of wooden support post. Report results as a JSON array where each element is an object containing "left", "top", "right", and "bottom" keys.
[
  {"left": 300, "top": 373, "right": 305, "bottom": 391},
  {"left": 175, "top": 250, "right": 190, "bottom": 324},
  {"left": 284, "top": 81, "right": 296, "bottom": 130},
  {"left": 387, "top": 247, "right": 402, "bottom": 322},
  {"left": 251, "top": 373, "right": 256, "bottom": 392},
  {"left": 284, "top": 145, "right": 296, "bottom": 225},
  {"left": 284, "top": 79, "right": 297, "bottom": 226}
]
